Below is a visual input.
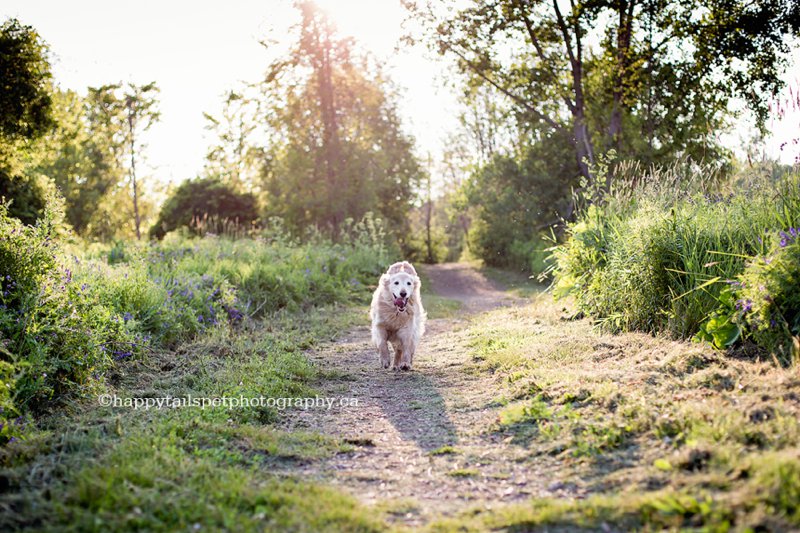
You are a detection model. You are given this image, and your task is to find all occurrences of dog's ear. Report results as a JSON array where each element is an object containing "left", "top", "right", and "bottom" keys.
[
  {"left": 404, "top": 262, "right": 418, "bottom": 277},
  {"left": 380, "top": 273, "right": 391, "bottom": 287},
  {"left": 413, "top": 275, "right": 421, "bottom": 289}
]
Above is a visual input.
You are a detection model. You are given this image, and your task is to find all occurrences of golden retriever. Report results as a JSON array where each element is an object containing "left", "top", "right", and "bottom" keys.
[{"left": 370, "top": 261, "right": 426, "bottom": 370}]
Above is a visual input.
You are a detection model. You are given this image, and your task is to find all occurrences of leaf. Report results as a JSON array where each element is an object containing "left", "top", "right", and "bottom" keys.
[
  {"left": 654, "top": 458, "right": 672, "bottom": 471},
  {"left": 717, "top": 286, "right": 736, "bottom": 308},
  {"left": 672, "top": 276, "right": 721, "bottom": 301},
  {"left": 710, "top": 321, "right": 740, "bottom": 349}
]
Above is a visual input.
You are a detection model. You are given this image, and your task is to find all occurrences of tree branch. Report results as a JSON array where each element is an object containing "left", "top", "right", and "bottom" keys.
[
  {"left": 444, "top": 41, "right": 565, "bottom": 132},
  {"left": 513, "top": 0, "right": 576, "bottom": 112}
]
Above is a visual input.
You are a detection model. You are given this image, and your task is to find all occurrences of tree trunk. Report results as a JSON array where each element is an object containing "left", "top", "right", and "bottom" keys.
[
  {"left": 425, "top": 170, "right": 434, "bottom": 263},
  {"left": 608, "top": 0, "right": 636, "bottom": 151},
  {"left": 127, "top": 110, "right": 141, "bottom": 240},
  {"left": 314, "top": 18, "right": 342, "bottom": 232}
]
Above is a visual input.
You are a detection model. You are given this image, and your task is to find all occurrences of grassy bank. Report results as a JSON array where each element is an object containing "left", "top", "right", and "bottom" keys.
[
  {"left": 1, "top": 307, "right": 389, "bottom": 531},
  {"left": 1, "top": 211, "right": 396, "bottom": 529},
  {"left": 0, "top": 208, "right": 391, "bottom": 439},
  {"left": 552, "top": 167, "right": 800, "bottom": 362},
  {"left": 430, "top": 298, "right": 800, "bottom": 531}
]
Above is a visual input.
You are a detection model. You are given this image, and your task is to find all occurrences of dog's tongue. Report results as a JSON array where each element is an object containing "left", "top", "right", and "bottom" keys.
[{"left": 394, "top": 297, "right": 406, "bottom": 309}]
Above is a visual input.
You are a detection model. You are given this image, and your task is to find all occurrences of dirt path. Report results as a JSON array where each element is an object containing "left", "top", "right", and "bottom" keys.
[{"left": 279, "top": 263, "right": 561, "bottom": 526}]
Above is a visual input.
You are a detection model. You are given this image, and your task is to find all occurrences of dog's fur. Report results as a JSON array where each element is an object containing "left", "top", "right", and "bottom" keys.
[{"left": 370, "top": 261, "right": 426, "bottom": 370}]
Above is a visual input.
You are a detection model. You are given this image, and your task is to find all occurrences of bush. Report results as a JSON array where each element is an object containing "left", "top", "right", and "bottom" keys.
[
  {"left": 1, "top": 207, "right": 394, "bottom": 439},
  {"left": 0, "top": 204, "right": 135, "bottom": 441},
  {"left": 736, "top": 229, "right": 800, "bottom": 363},
  {"left": 552, "top": 168, "right": 800, "bottom": 355},
  {"left": 149, "top": 177, "right": 259, "bottom": 239},
  {"left": 463, "top": 134, "right": 578, "bottom": 271},
  {"left": 151, "top": 214, "right": 392, "bottom": 316},
  {"left": 0, "top": 171, "right": 61, "bottom": 226}
]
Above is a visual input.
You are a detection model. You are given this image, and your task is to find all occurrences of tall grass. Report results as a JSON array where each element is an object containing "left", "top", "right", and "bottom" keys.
[{"left": 552, "top": 161, "right": 800, "bottom": 360}]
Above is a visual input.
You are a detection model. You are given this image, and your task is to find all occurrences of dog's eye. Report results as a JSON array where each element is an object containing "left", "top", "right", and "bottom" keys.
[
  {"left": 394, "top": 281, "right": 399, "bottom": 285},
  {"left": 407, "top": 282, "right": 411, "bottom": 285}
]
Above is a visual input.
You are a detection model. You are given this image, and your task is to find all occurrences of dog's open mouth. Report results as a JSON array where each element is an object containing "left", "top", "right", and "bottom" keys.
[{"left": 394, "top": 296, "right": 408, "bottom": 311}]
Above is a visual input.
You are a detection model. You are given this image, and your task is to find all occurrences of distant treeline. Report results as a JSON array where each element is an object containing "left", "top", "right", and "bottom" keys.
[{"left": 1, "top": 2, "right": 799, "bottom": 267}]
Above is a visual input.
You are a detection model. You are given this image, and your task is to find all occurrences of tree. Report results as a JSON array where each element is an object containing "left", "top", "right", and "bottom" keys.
[
  {"left": 32, "top": 90, "right": 121, "bottom": 235},
  {"left": 255, "top": 1, "right": 423, "bottom": 236},
  {"left": 150, "top": 177, "right": 259, "bottom": 239},
  {"left": 407, "top": 0, "right": 800, "bottom": 190},
  {"left": 0, "top": 18, "right": 56, "bottom": 225},
  {"left": 203, "top": 90, "right": 264, "bottom": 191},
  {"left": 86, "top": 82, "right": 160, "bottom": 239},
  {"left": 0, "top": 19, "right": 53, "bottom": 142}
]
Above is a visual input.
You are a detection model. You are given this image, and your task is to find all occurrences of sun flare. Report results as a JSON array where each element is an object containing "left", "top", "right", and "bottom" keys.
[{"left": 309, "top": 0, "right": 403, "bottom": 55}]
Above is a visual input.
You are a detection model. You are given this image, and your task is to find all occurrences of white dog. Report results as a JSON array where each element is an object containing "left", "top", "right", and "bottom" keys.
[{"left": 370, "top": 261, "right": 426, "bottom": 370}]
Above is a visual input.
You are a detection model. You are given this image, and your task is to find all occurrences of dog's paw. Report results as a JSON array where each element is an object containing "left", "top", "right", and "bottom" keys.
[
  {"left": 381, "top": 359, "right": 391, "bottom": 369},
  {"left": 398, "top": 362, "right": 411, "bottom": 371}
]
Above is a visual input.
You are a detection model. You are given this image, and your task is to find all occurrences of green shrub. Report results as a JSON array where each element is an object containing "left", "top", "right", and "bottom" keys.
[
  {"left": 0, "top": 204, "right": 135, "bottom": 440},
  {"left": 552, "top": 169, "right": 800, "bottom": 354},
  {"left": 1, "top": 208, "right": 394, "bottom": 438},
  {"left": 736, "top": 230, "right": 800, "bottom": 363},
  {"left": 465, "top": 140, "right": 578, "bottom": 271},
  {"left": 150, "top": 177, "right": 259, "bottom": 239}
]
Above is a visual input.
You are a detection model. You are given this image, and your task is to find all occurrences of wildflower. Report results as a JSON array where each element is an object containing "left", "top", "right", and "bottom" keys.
[{"left": 123, "top": 312, "right": 133, "bottom": 323}]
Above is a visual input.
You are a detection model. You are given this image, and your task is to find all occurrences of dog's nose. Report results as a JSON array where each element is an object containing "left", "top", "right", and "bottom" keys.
[{"left": 400, "top": 290, "right": 407, "bottom": 297}]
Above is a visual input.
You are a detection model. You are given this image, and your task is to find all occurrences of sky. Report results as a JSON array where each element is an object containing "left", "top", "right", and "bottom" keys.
[
  {"left": 2, "top": 0, "right": 459, "bottom": 185},
  {"left": 2, "top": 0, "right": 798, "bottom": 187}
]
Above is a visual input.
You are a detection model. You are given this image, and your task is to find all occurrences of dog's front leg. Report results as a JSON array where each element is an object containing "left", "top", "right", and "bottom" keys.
[
  {"left": 375, "top": 329, "right": 391, "bottom": 369},
  {"left": 393, "top": 346, "right": 404, "bottom": 370},
  {"left": 398, "top": 342, "right": 414, "bottom": 371}
]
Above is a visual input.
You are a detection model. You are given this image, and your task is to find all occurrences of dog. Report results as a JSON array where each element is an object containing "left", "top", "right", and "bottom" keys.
[{"left": 370, "top": 261, "right": 426, "bottom": 370}]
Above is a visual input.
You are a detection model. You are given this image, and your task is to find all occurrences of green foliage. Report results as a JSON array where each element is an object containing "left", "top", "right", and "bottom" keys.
[
  {"left": 256, "top": 3, "right": 422, "bottom": 237},
  {"left": 0, "top": 18, "right": 60, "bottom": 228},
  {"left": 0, "top": 204, "right": 134, "bottom": 440},
  {"left": 694, "top": 287, "right": 741, "bottom": 350},
  {"left": 35, "top": 89, "right": 123, "bottom": 236},
  {"left": 0, "top": 18, "right": 53, "bottom": 142},
  {"left": 417, "top": 0, "right": 799, "bottom": 168},
  {"left": 736, "top": 228, "right": 800, "bottom": 363},
  {"left": 0, "top": 171, "right": 59, "bottom": 226},
  {"left": 465, "top": 138, "right": 577, "bottom": 271},
  {"left": 85, "top": 82, "right": 160, "bottom": 240},
  {"left": 150, "top": 177, "right": 259, "bottom": 239},
  {"left": 1, "top": 200, "right": 392, "bottom": 441},
  {"left": 553, "top": 168, "right": 800, "bottom": 356}
]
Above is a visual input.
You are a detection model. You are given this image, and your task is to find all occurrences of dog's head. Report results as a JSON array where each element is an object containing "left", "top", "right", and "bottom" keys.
[{"left": 381, "top": 262, "right": 420, "bottom": 312}]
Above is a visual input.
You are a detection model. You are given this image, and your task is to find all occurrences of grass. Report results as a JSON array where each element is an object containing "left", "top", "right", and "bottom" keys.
[
  {"left": 428, "top": 445, "right": 460, "bottom": 456},
  {"left": 438, "top": 297, "right": 800, "bottom": 531},
  {"left": 552, "top": 169, "right": 800, "bottom": 358},
  {"left": 0, "top": 207, "right": 399, "bottom": 530},
  {"left": 0, "top": 305, "right": 388, "bottom": 531},
  {"left": 446, "top": 468, "right": 479, "bottom": 478},
  {"left": 479, "top": 263, "right": 544, "bottom": 298},
  {"left": 1, "top": 208, "right": 392, "bottom": 439},
  {"left": 417, "top": 267, "right": 463, "bottom": 319}
]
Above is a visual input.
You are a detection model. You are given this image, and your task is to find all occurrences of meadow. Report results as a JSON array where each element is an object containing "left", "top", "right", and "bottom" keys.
[
  {"left": 3, "top": 165, "right": 800, "bottom": 531},
  {"left": 2, "top": 1, "right": 800, "bottom": 530}
]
